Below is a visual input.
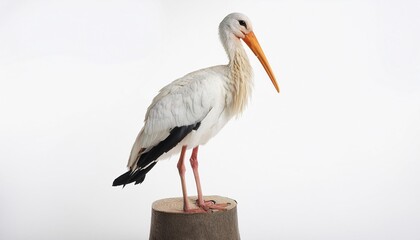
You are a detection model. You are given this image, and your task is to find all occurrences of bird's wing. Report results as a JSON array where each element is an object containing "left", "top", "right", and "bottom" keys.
[{"left": 127, "top": 68, "right": 225, "bottom": 169}]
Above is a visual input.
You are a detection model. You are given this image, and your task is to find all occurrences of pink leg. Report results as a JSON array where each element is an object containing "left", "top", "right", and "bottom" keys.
[
  {"left": 190, "top": 146, "right": 229, "bottom": 211},
  {"left": 177, "top": 146, "right": 192, "bottom": 212},
  {"left": 190, "top": 147, "right": 205, "bottom": 206},
  {"left": 177, "top": 146, "right": 206, "bottom": 213}
]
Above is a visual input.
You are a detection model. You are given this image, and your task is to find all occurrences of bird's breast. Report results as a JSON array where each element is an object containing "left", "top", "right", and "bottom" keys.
[{"left": 188, "top": 105, "right": 232, "bottom": 146}]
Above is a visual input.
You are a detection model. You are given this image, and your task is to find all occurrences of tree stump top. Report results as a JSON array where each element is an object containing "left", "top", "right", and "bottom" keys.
[{"left": 152, "top": 195, "right": 237, "bottom": 213}]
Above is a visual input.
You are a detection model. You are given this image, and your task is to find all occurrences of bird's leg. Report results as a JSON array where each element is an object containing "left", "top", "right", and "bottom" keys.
[
  {"left": 190, "top": 146, "right": 205, "bottom": 206},
  {"left": 177, "top": 146, "right": 191, "bottom": 212},
  {"left": 190, "top": 146, "right": 229, "bottom": 211},
  {"left": 177, "top": 146, "right": 206, "bottom": 213}
]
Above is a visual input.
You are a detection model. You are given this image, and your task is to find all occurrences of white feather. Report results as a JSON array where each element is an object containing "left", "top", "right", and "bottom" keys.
[{"left": 127, "top": 65, "right": 234, "bottom": 168}]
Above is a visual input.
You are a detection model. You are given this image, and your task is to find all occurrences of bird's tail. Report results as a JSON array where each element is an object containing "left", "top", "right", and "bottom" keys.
[{"left": 112, "top": 162, "right": 157, "bottom": 187}]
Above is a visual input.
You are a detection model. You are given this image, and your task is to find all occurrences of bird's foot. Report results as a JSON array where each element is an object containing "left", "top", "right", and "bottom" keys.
[
  {"left": 182, "top": 198, "right": 230, "bottom": 213},
  {"left": 183, "top": 207, "right": 209, "bottom": 213},
  {"left": 196, "top": 199, "right": 230, "bottom": 212}
]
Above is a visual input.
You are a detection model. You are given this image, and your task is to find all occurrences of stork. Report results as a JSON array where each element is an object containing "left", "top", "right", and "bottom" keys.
[{"left": 113, "top": 13, "right": 279, "bottom": 213}]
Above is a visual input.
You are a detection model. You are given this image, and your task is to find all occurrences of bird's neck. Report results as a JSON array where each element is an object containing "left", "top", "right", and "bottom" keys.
[{"left": 227, "top": 39, "right": 253, "bottom": 116}]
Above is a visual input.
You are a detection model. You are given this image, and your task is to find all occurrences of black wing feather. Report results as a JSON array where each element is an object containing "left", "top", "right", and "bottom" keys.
[{"left": 112, "top": 122, "right": 201, "bottom": 187}]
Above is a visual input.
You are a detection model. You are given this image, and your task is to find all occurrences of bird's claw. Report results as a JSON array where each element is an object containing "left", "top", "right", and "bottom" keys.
[{"left": 195, "top": 199, "right": 229, "bottom": 212}]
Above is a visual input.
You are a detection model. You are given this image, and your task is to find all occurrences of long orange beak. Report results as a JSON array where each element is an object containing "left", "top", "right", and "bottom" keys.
[{"left": 242, "top": 31, "right": 280, "bottom": 93}]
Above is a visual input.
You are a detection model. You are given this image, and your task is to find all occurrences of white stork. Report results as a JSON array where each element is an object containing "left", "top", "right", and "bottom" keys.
[{"left": 113, "top": 12, "right": 279, "bottom": 213}]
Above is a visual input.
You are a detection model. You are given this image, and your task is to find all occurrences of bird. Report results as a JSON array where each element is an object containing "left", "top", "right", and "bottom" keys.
[{"left": 113, "top": 12, "right": 279, "bottom": 213}]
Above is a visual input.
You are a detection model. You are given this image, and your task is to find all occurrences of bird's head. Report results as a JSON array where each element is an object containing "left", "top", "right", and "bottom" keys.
[
  {"left": 220, "top": 12, "right": 254, "bottom": 39},
  {"left": 219, "top": 13, "right": 280, "bottom": 93}
]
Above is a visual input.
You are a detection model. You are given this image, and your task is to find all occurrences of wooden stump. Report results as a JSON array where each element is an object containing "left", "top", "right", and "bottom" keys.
[{"left": 149, "top": 196, "right": 240, "bottom": 240}]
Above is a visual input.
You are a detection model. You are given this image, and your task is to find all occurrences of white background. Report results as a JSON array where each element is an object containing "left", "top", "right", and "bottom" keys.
[{"left": 1, "top": 0, "right": 419, "bottom": 239}]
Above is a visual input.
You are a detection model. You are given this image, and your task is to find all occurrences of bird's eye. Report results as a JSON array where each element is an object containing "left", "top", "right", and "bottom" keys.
[{"left": 238, "top": 20, "right": 247, "bottom": 29}]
